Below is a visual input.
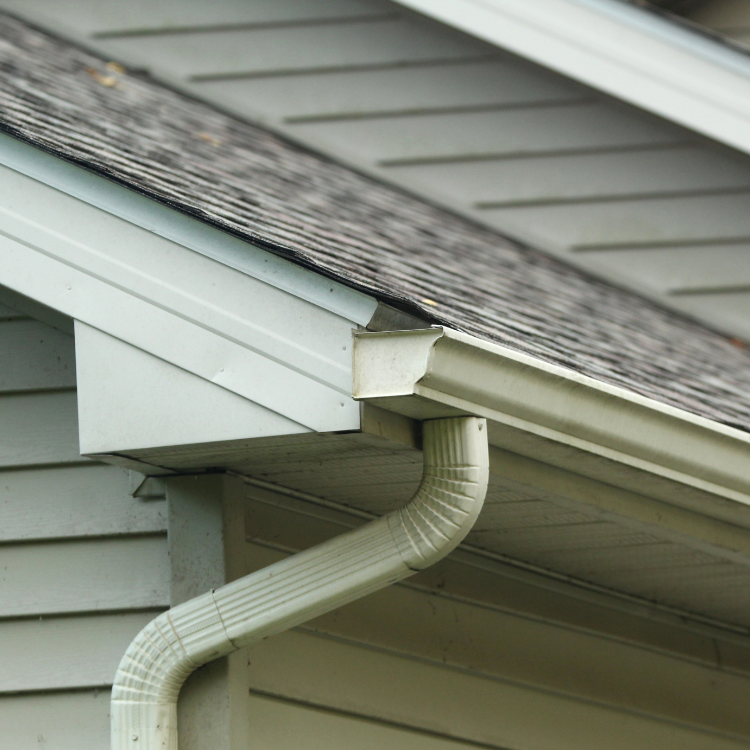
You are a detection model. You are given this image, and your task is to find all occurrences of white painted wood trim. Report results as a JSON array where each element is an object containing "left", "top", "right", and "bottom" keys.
[
  {"left": 393, "top": 0, "right": 750, "bottom": 156},
  {"left": 0, "top": 163, "right": 362, "bottom": 432}
]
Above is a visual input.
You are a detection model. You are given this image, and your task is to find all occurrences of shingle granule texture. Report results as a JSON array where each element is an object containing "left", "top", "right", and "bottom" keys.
[{"left": 1, "top": 13, "right": 750, "bottom": 431}]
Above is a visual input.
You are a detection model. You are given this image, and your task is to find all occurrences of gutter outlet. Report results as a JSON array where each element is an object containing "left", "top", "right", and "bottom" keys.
[{"left": 111, "top": 416, "right": 489, "bottom": 749}]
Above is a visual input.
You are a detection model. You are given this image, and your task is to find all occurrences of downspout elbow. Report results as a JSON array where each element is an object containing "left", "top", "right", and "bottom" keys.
[
  {"left": 111, "top": 416, "right": 488, "bottom": 750},
  {"left": 387, "top": 417, "right": 488, "bottom": 570}
]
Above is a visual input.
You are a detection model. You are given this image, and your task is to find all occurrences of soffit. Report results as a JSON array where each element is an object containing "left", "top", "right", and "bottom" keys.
[
  {"left": 3, "top": 0, "right": 750, "bottom": 343},
  {"left": 128, "top": 424, "right": 750, "bottom": 632}
]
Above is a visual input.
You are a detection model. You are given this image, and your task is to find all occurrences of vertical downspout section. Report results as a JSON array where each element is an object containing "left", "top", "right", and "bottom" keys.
[{"left": 111, "top": 416, "right": 489, "bottom": 750}]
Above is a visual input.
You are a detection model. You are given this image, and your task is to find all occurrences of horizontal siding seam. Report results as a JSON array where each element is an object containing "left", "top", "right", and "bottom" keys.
[
  {"left": 0, "top": 460, "right": 93, "bottom": 473},
  {"left": 377, "top": 139, "right": 692, "bottom": 167},
  {"left": 0, "top": 606, "right": 168, "bottom": 625},
  {"left": 188, "top": 54, "right": 503, "bottom": 82},
  {"left": 0, "top": 386, "right": 77, "bottom": 397},
  {"left": 475, "top": 186, "right": 750, "bottom": 210},
  {"left": 0, "top": 529, "right": 167, "bottom": 547},
  {"left": 0, "top": 683, "right": 114, "bottom": 698},
  {"left": 93, "top": 12, "right": 403, "bottom": 40},
  {"left": 573, "top": 235, "right": 750, "bottom": 251},
  {"left": 284, "top": 96, "right": 597, "bottom": 124}
]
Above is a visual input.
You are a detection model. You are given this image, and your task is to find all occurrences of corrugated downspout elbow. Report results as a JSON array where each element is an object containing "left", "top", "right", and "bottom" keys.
[{"left": 111, "top": 416, "right": 489, "bottom": 749}]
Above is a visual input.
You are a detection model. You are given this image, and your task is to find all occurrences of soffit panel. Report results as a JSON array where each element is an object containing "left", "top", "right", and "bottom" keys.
[{"left": 127, "top": 425, "right": 750, "bottom": 631}]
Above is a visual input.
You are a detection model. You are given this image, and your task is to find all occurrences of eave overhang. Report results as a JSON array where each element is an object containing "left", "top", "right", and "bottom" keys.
[{"left": 393, "top": 0, "right": 750, "bottom": 157}]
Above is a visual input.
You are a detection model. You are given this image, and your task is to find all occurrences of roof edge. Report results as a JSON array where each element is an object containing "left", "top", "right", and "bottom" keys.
[
  {"left": 0, "top": 129, "right": 378, "bottom": 326},
  {"left": 394, "top": 0, "right": 750, "bottom": 157}
]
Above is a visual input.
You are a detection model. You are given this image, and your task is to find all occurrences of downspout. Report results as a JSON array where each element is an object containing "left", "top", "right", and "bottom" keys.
[{"left": 111, "top": 416, "right": 489, "bottom": 750}]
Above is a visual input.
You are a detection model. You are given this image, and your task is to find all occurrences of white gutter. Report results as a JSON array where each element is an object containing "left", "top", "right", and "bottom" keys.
[
  {"left": 353, "top": 328, "right": 750, "bottom": 525},
  {"left": 392, "top": 0, "right": 750, "bottom": 157},
  {"left": 111, "top": 416, "right": 488, "bottom": 750}
]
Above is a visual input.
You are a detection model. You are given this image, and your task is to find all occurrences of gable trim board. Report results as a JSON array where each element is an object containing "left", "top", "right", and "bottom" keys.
[
  {"left": 0, "top": 132, "right": 383, "bottom": 442},
  {"left": 392, "top": 0, "right": 750, "bottom": 158},
  {"left": 0, "top": 132, "right": 376, "bottom": 325}
]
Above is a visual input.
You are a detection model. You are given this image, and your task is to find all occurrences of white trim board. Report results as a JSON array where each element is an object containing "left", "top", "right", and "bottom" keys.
[
  {"left": 75, "top": 322, "right": 309, "bottom": 457},
  {"left": 0, "top": 138, "right": 372, "bottom": 437},
  {"left": 393, "top": 0, "right": 750, "bottom": 157}
]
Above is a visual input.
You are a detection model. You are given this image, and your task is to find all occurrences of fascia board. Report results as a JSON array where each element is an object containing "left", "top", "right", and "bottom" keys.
[
  {"left": 353, "top": 328, "right": 750, "bottom": 518},
  {"left": 2, "top": 228, "right": 355, "bottom": 431},
  {"left": 0, "top": 136, "right": 373, "bottom": 433},
  {"left": 393, "top": 0, "right": 750, "bottom": 157}
]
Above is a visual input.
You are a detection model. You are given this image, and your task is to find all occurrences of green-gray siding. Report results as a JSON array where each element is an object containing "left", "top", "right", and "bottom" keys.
[{"left": 0, "top": 301, "right": 168, "bottom": 749}]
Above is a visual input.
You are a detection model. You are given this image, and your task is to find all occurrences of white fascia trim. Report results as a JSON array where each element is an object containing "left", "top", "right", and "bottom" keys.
[
  {"left": 111, "top": 416, "right": 488, "bottom": 750},
  {"left": 393, "top": 0, "right": 750, "bottom": 156},
  {"left": 0, "top": 131, "right": 376, "bottom": 325},
  {"left": 352, "top": 327, "right": 750, "bottom": 512}
]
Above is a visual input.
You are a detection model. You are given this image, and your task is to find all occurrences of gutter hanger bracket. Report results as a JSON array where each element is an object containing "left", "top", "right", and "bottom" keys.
[{"left": 111, "top": 416, "right": 489, "bottom": 750}]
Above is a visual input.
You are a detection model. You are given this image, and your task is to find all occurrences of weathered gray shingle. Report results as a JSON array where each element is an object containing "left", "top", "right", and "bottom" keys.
[{"left": 1, "top": 13, "right": 750, "bottom": 431}]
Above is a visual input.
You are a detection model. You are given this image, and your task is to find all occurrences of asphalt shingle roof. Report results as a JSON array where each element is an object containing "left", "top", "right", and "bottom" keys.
[{"left": 1, "top": 12, "right": 750, "bottom": 431}]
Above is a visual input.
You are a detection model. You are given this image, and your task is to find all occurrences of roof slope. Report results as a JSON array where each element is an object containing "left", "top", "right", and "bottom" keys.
[{"left": 1, "top": 13, "right": 750, "bottom": 431}]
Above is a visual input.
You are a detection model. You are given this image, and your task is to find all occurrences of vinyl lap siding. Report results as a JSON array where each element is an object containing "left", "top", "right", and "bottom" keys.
[{"left": 0, "top": 302, "right": 169, "bottom": 750}]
